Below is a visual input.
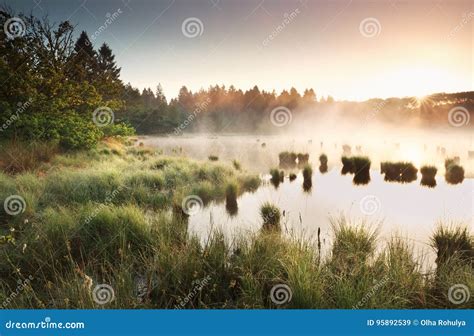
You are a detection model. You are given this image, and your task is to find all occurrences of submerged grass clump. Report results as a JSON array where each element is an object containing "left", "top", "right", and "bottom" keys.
[
  {"left": 445, "top": 163, "right": 464, "bottom": 184},
  {"left": 341, "top": 156, "right": 371, "bottom": 184},
  {"left": 380, "top": 161, "right": 418, "bottom": 183},
  {"left": 279, "top": 151, "right": 297, "bottom": 168},
  {"left": 225, "top": 182, "right": 238, "bottom": 216},
  {"left": 269, "top": 168, "right": 284, "bottom": 187},
  {"left": 420, "top": 165, "right": 437, "bottom": 187},
  {"left": 319, "top": 154, "right": 328, "bottom": 173},
  {"left": 302, "top": 164, "right": 313, "bottom": 191}
]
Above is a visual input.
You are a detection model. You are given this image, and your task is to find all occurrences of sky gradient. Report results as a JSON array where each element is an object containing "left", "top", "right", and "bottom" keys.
[{"left": 10, "top": 0, "right": 474, "bottom": 100}]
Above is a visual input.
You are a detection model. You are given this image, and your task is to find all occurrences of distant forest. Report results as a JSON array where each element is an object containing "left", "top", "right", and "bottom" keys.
[{"left": 1, "top": 9, "right": 472, "bottom": 149}]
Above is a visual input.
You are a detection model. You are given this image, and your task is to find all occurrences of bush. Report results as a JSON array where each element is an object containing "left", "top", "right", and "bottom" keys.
[{"left": 208, "top": 155, "right": 219, "bottom": 161}]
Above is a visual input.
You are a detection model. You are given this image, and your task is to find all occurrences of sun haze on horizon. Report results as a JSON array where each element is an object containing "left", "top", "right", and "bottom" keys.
[{"left": 11, "top": 0, "right": 473, "bottom": 100}]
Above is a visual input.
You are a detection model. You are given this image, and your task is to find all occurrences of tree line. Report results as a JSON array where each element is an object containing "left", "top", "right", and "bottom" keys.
[{"left": 1, "top": 9, "right": 472, "bottom": 150}]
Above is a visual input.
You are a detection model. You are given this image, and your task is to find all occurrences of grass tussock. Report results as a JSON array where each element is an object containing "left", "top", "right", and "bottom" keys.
[
  {"left": 444, "top": 160, "right": 464, "bottom": 185},
  {"left": 0, "top": 140, "right": 471, "bottom": 309},
  {"left": 340, "top": 156, "right": 371, "bottom": 185},
  {"left": 381, "top": 161, "right": 418, "bottom": 183},
  {"left": 420, "top": 165, "right": 437, "bottom": 187}
]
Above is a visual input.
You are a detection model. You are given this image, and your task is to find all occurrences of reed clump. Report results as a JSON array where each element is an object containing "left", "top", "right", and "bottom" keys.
[
  {"left": 420, "top": 165, "right": 437, "bottom": 187},
  {"left": 380, "top": 161, "right": 418, "bottom": 183}
]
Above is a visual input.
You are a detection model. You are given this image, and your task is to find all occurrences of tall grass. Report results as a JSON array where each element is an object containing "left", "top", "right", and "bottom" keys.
[
  {"left": 319, "top": 154, "right": 328, "bottom": 173},
  {"left": 0, "top": 140, "right": 471, "bottom": 309}
]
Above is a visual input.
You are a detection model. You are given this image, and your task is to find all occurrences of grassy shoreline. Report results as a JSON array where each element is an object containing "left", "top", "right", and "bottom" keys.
[{"left": 0, "top": 140, "right": 472, "bottom": 309}]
